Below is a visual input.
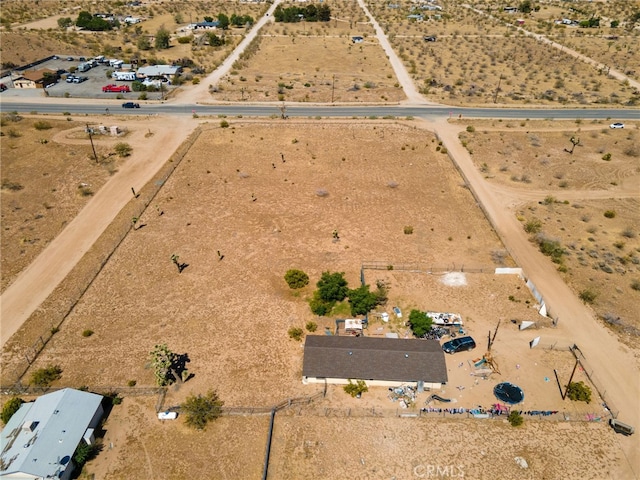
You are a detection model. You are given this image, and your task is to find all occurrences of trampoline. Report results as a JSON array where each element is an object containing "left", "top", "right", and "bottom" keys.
[{"left": 493, "top": 382, "right": 524, "bottom": 405}]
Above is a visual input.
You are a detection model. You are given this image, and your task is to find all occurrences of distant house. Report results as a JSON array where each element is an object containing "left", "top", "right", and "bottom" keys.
[
  {"left": 0, "top": 388, "right": 104, "bottom": 480},
  {"left": 351, "top": 36, "right": 364, "bottom": 43},
  {"left": 503, "top": 7, "right": 518, "bottom": 13},
  {"left": 137, "top": 65, "right": 181, "bottom": 77},
  {"left": 13, "top": 69, "right": 57, "bottom": 89},
  {"left": 407, "top": 14, "right": 424, "bottom": 21},
  {"left": 192, "top": 21, "right": 220, "bottom": 30},
  {"left": 124, "top": 16, "right": 141, "bottom": 24},
  {"left": 302, "top": 335, "right": 448, "bottom": 389}
]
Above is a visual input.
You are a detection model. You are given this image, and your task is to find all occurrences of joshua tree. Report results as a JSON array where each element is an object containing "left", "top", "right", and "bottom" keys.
[{"left": 564, "top": 136, "right": 580, "bottom": 154}]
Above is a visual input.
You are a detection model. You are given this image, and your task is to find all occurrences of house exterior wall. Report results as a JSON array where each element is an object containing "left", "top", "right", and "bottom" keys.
[
  {"left": 14, "top": 79, "right": 37, "bottom": 89},
  {"left": 303, "top": 376, "right": 442, "bottom": 389}
]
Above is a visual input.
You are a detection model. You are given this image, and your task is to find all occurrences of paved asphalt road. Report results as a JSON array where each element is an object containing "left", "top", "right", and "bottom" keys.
[{"left": 1, "top": 100, "right": 638, "bottom": 120}]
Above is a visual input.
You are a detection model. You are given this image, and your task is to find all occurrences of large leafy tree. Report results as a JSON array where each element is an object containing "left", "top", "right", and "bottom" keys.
[
  {"left": 217, "top": 13, "right": 230, "bottom": 30},
  {"left": 317, "top": 271, "right": 348, "bottom": 302},
  {"left": 155, "top": 25, "right": 171, "bottom": 49},
  {"left": 182, "top": 390, "right": 224, "bottom": 429},
  {"left": 76, "top": 11, "right": 112, "bottom": 31},
  {"left": 348, "top": 285, "right": 380, "bottom": 316},
  {"left": 408, "top": 310, "right": 433, "bottom": 337}
]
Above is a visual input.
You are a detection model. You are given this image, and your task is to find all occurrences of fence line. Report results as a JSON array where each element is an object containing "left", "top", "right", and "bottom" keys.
[
  {"left": 570, "top": 344, "right": 619, "bottom": 419},
  {"left": 1, "top": 126, "right": 204, "bottom": 390},
  {"left": 361, "top": 261, "right": 494, "bottom": 274},
  {"left": 1, "top": 385, "right": 165, "bottom": 397}
]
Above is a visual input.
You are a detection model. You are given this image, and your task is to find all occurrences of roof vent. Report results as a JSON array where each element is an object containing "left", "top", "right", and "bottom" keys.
[{"left": 405, "top": 354, "right": 409, "bottom": 358}]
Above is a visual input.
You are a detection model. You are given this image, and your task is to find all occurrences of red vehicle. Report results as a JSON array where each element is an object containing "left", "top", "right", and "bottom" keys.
[{"left": 102, "top": 84, "right": 131, "bottom": 93}]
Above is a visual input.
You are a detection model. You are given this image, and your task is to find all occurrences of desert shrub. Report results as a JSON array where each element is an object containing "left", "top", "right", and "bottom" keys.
[
  {"left": 566, "top": 381, "right": 592, "bottom": 403},
  {"left": 82, "top": 329, "right": 94, "bottom": 337},
  {"left": 127, "top": 380, "right": 137, "bottom": 387},
  {"left": 602, "top": 153, "right": 612, "bottom": 161},
  {"left": 524, "top": 218, "right": 542, "bottom": 234},
  {"left": 343, "top": 380, "right": 368, "bottom": 398},
  {"left": 6, "top": 128, "right": 21, "bottom": 138},
  {"left": 288, "top": 326, "right": 304, "bottom": 341},
  {"left": 404, "top": 226, "right": 414, "bottom": 234},
  {"left": 579, "top": 289, "right": 597, "bottom": 304},
  {"left": 114, "top": 142, "right": 132, "bottom": 157},
  {"left": 466, "top": 125, "right": 475, "bottom": 133},
  {"left": 220, "top": 120, "right": 229, "bottom": 128},
  {"left": 33, "top": 121, "right": 52, "bottom": 131},
  {"left": 177, "top": 35, "right": 193, "bottom": 44},
  {"left": 508, "top": 410, "right": 523, "bottom": 427},
  {"left": 30, "top": 365, "right": 62, "bottom": 386},
  {"left": 73, "top": 441, "right": 99, "bottom": 467},
  {"left": 284, "top": 269, "right": 309, "bottom": 289},
  {"left": 535, "top": 234, "right": 565, "bottom": 263},
  {"left": 623, "top": 144, "right": 639, "bottom": 157},
  {"left": 604, "top": 210, "right": 616, "bottom": 218},
  {"left": 621, "top": 227, "right": 636, "bottom": 239},
  {"left": 182, "top": 390, "right": 224, "bottom": 430},
  {"left": 305, "top": 321, "right": 318, "bottom": 332},
  {"left": 1, "top": 397, "right": 24, "bottom": 424},
  {"left": 309, "top": 291, "right": 333, "bottom": 316},
  {"left": 1, "top": 180, "right": 24, "bottom": 191},
  {"left": 630, "top": 279, "right": 640, "bottom": 291}
]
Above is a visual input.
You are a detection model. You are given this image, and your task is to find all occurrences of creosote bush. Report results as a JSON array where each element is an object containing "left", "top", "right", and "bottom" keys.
[
  {"left": 30, "top": 365, "right": 62, "bottom": 387},
  {"left": 288, "top": 326, "right": 304, "bottom": 341},
  {"left": 284, "top": 269, "right": 309, "bottom": 289},
  {"left": 508, "top": 410, "right": 523, "bottom": 427},
  {"left": 305, "top": 321, "right": 318, "bottom": 332},
  {"left": 603, "top": 210, "right": 616, "bottom": 218},
  {"left": 566, "top": 381, "right": 592, "bottom": 403},
  {"left": 344, "top": 379, "right": 368, "bottom": 398}
]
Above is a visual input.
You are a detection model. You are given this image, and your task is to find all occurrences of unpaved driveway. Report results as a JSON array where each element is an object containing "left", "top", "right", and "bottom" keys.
[
  {"left": 0, "top": 116, "right": 194, "bottom": 347},
  {"left": 432, "top": 119, "right": 640, "bottom": 478}
]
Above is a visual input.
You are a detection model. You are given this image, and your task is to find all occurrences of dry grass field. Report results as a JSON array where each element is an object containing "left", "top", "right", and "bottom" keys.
[
  {"left": 0, "top": 114, "right": 127, "bottom": 292},
  {"left": 458, "top": 119, "right": 640, "bottom": 343},
  {"left": 1, "top": 119, "right": 635, "bottom": 478}
]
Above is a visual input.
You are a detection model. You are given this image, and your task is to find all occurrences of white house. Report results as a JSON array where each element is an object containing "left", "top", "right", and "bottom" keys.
[
  {"left": 137, "top": 65, "right": 181, "bottom": 77},
  {"left": 0, "top": 388, "right": 104, "bottom": 480}
]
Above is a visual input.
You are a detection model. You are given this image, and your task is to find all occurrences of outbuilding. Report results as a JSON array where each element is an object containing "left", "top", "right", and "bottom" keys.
[
  {"left": 302, "top": 335, "right": 448, "bottom": 389},
  {"left": 0, "top": 388, "right": 104, "bottom": 479}
]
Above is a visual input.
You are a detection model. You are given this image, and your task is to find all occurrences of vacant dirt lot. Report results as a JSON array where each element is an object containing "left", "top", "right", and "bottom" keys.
[
  {"left": 5, "top": 120, "right": 629, "bottom": 478},
  {"left": 456, "top": 120, "right": 640, "bottom": 342},
  {"left": 0, "top": 115, "right": 123, "bottom": 292}
]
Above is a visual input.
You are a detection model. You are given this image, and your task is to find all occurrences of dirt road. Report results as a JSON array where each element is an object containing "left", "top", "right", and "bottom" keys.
[
  {"left": 0, "top": 116, "right": 193, "bottom": 347},
  {"left": 433, "top": 119, "right": 640, "bottom": 478}
]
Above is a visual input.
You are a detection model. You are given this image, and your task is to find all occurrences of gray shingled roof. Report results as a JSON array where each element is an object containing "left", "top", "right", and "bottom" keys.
[{"left": 302, "top": 335, "right": 448, "bottom": 383}]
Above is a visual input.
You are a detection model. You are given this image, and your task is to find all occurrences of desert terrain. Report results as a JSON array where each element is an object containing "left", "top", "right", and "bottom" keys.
[{"left": 1, "top": 0, "right": 640, "bottom": 478}]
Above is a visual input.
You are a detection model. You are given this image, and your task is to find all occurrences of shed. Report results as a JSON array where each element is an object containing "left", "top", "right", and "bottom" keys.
[
  {"left": 302, "top": 335, "right": 447, "bottom": 388},
  {"left": 13, "top": 69, "right": 57, "bottom": 89},
  {"left": 137, "top": 65, "right": 181, "bottom": 77}
]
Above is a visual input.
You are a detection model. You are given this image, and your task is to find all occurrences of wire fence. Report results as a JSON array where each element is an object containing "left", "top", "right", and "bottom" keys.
[
  {"left": 570, "top": 344, "right": 619, "bottom": 419},
  {"left": 361, "top": 261, "right": 495, "bottom": 274},
  {"left": 0, "top": 126, "right": 204, "bottom": 390}
]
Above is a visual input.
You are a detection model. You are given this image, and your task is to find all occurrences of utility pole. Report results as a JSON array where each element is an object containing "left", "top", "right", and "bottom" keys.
[
  {"left": 331, "top": 74, "right": 336, "bottom": 104},
  {"left": 493, "top": 74, "right": 503, "bottom": 104},
  {"left": 86, "top": 124, "right": 98, "bottom": 163}
]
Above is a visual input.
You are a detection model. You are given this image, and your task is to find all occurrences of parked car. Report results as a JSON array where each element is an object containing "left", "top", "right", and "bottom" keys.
[
  {"left": 66, "top": 56, "right": 74, "bottom": 61},
  {"left": 122, "top": 102, "right": 140, "bottom": 108},
  {"left": 103, "top": 84, "right": 131, "bottom": 93},
  {"left": 73, "top": 76, "right": 88, "bottom": 83},
  {"left": 66, "top": 75, "right": 76, "bottom": 83},
  {"left": 423, "top": 35, "right": 437, "bottom": 42},
  {"left": 442, "top": 336, "right": 476, "bottom": 354},
  {"left": 0, "top": 83, "right": 7, "bottom": 92},
  {"left": 609, "top": 122, "right": 625, "bottom": 129}
]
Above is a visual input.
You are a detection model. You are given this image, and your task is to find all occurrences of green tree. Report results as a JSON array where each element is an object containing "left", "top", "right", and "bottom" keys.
[
  {"left": 284, "top": 269, "right": 309, "bottom": 289},
  {"left": 203, "top": 16, "right": 214, "bottom": 23},
  {"left": 518, "top": 0, "right": 532, "bottom": 13},
  {"left": 155, "top": 25, "right": 171, "bottom": 49},
  {"left": 182, "top": 390, "right": 224, "bottom": 429},
  {"left": 408, "top": 310, "right": 433, "bottom": 337},
  {"left": 217, "top": 13, "right": 230, "bottom": 30},
  {"left": 1, "top": 397, "right": 24, "bottom": 424},
  {"left": 566, "top": 381, "right": 592, "bottom": 403},
  {"left": 30, "top": 365, "right": 62, "bottom": 387},
  {"left": 137, "top": 36, "right": 151, "bottom": 50},
  {"left": 207, "top": 32, "right": 225, "bottom": 47},
  {"left": 73, "top": 441, "right": 98, "bottom": 466},
  {"left": 309, "top": 291, "right": 333, "bottom": 316},
  {"left": 58, "top": 17, "right": 73, "bottom": 29},
  {"left": 317, "top": 271, "right": 348, "bottom": 303},
  {"left": 347, "top": 284, "right": 379, "bottom": 316},
  {"left": 114, "top": 142, "right": 133, "bottom": 157},
  {"left": 344, "top": 380, "right": 368, "bottom": 397}
]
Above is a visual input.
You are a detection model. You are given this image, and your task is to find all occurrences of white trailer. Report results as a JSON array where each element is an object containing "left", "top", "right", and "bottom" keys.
[{"left": 112, "top": 71, "right": 137, "bottom": 81}]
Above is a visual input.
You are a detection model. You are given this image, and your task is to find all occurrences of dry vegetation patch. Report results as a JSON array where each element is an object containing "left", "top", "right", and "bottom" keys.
[{"left": 0, "top": 115, "right": 128, "bottom": 292}]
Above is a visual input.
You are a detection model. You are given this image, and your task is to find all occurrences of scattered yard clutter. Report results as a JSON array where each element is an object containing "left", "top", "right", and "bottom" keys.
[
  {"left": 388, "top": 385, "right": 416, "bottom": 406},
  {"left": 514, "top": 457, "right": 529, "bottom": 469},
  {"left": 393, "top": 306, "right": 402, "bottom": 318},
  {"left": 344, "top": 318, "right": 364, "bottom": 336},
  {"left": 425, "top": 394, "right": 451, "bottom": 404},
  {"left": 427, "top": 311, "right": 464, "bottom": 326},
  {"left": 381, "top": 312, "right": 389, "bottom": 323},
  {"left": 158, "top": 411, "right": 178, "bottom": 420}
]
